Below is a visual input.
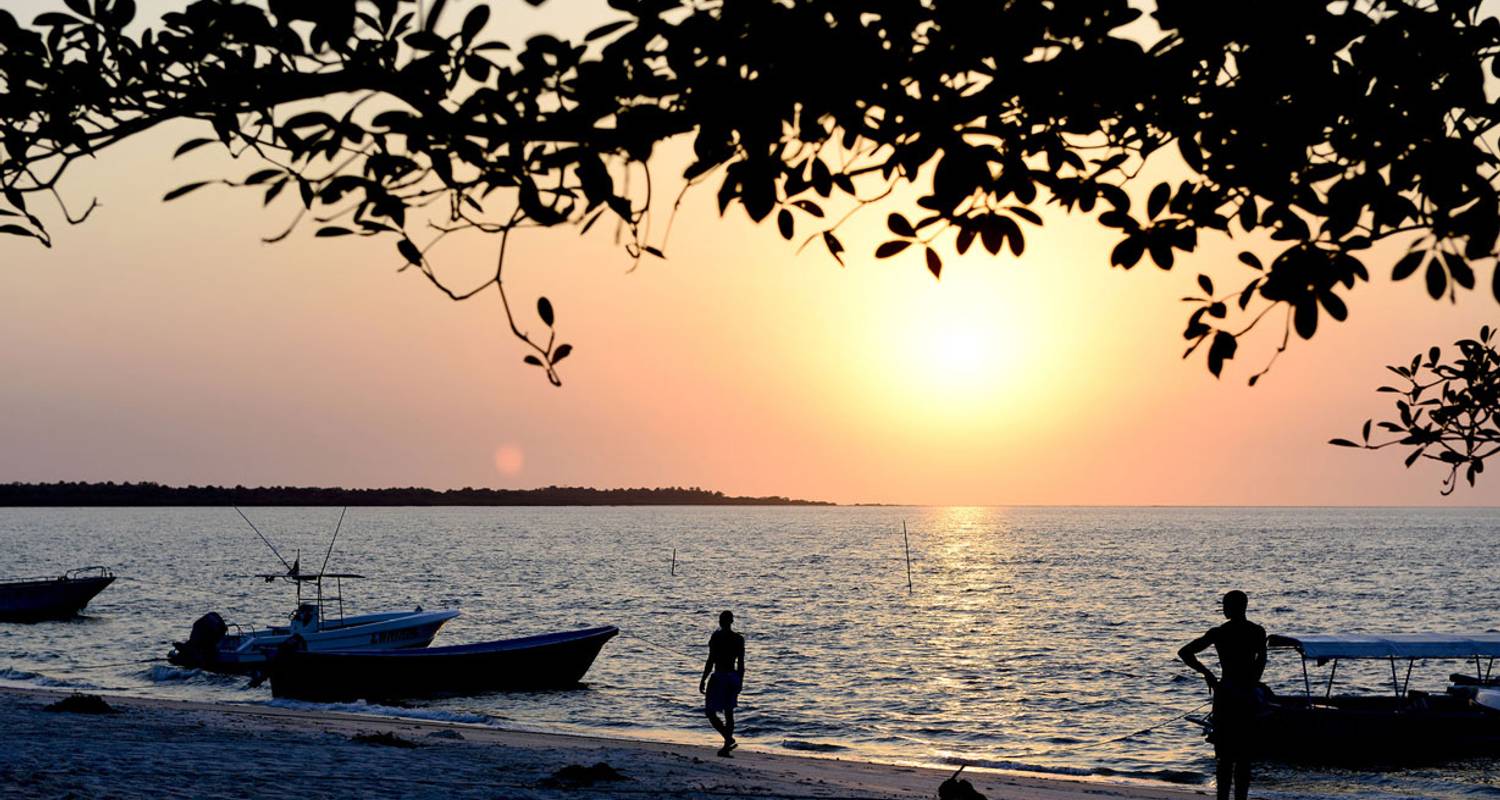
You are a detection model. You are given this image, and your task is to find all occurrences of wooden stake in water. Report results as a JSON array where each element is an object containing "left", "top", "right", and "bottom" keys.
[
  {"left": 671, "top": 548, "right": 677, "bottom": 576},
  {"left": 903, "top": 521, "right": 913, "bottom": 594}
]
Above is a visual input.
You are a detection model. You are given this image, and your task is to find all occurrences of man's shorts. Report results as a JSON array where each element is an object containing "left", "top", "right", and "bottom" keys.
[
  {"left": 1212, "top": 681, "right": 1260, "bottom": 759},
  {"left": 705, "top": 671, "right": 741, "bottom": 714}
]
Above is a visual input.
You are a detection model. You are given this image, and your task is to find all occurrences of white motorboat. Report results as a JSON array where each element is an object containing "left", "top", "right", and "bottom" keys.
[
  {"left": 167, "top": 508, "right": 459, "bottom": 675},
  {"left": 169, "top": 596, "right": 458, "bottom": 674}
]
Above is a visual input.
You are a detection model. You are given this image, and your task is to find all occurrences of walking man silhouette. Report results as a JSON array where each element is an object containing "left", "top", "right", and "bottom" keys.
[
  {"left": 700, "top": 610, "right": 744, "bottom": 757},
  {"left": 1179, "top": 590, "right": 1266, "bottom": 800}
]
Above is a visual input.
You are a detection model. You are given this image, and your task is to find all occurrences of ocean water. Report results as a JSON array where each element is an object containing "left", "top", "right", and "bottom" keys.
[{"left": 1, "top": 506, "right": 1498, "bottom": 799}]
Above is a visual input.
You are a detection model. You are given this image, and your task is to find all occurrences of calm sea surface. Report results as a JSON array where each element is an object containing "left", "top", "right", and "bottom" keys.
[{"left": 2, "top": 506, "right": 1498, "bottom": 798}]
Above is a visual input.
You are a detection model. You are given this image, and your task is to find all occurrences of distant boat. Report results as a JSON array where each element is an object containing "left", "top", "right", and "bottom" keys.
[
  {"left": 0, "top": 566, "right": 115, "bottom": 622},
  {"left": 1192, "top": 633, "right": 1500, "bottom": 762},
  {"left": 267, "top": 625, "right": 619, "bottom": 701}
]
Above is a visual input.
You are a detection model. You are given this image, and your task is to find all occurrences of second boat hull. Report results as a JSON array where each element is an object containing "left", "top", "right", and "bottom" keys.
[
  {"left": 1202, "top": 694, "right": 1500, "bottom": 763},
  {"left": 268, "top": 625, "right": 619, "bottom": 701}
]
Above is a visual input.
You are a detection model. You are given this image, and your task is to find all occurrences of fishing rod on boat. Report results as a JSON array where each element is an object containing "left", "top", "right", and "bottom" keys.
[
  {"left": 317, "top": 507, "right": 348, "bottom": 578},
  {"left": 233, "top": 506, "right": 293, "bottom": 574}
]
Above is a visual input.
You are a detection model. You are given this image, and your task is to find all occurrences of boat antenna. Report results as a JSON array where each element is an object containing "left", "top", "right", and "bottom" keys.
[
  {"left": 233, "top": 506, "right": 292, "bottom": 572},
  {"left": 318, "top": 506, "right": 347, "bottom": 578}
]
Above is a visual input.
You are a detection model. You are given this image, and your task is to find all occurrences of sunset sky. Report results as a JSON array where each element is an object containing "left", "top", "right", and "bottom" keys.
[{"left": 1, "top": 0, "right": 1497, "bottom": 506}]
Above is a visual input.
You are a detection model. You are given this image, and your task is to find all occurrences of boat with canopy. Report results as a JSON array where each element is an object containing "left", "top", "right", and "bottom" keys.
[{"left": 1192, "top": 632, "right": 1500, "bottom": 762}]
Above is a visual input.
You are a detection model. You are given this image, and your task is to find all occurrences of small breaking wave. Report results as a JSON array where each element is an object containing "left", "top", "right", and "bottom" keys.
[
  {"left": 264, "top": 698, "right": 495, "bottom": 725},
  {"left": 0, "top": 666, "right": 94, "bottom": 689},
  {"left": 140, "top": 665, "right": 245, "bottom": 686},
  {"left": 937, "top": 755, "right": 1091, "bottom": 777},
  {"left": 1092, "top": 767, "right": 1206, "bottom": 785},
  {"left": 780, "top": 739, "right": 848, "bottom": 753}
]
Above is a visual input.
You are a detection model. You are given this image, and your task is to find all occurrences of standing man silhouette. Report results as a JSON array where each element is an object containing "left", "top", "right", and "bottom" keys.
[
  {"left": 700, "top": 610, "right": 744, "bottom": 757},
  {"left": 1179, "top": 590, "right": 1266, "bottom": 800}
]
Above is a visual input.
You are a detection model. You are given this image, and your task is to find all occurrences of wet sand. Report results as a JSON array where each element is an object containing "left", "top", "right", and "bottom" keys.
[{"left": 0, "top": 686, "right": 1201, "bottom": 799}]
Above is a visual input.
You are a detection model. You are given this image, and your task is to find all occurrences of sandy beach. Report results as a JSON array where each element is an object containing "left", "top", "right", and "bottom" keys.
[{"left": 0, "top": 686, "right": 1201, "bottom": 800}]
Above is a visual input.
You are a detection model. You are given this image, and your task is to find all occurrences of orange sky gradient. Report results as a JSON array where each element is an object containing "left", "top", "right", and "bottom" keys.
[{"left": 1, "top": 0, "right": 1497, "bottom": 506}]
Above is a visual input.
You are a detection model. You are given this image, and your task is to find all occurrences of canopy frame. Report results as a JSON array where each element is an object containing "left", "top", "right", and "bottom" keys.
[{"left": 1270, "top": 633, "right": 1500, "bottom": 702}]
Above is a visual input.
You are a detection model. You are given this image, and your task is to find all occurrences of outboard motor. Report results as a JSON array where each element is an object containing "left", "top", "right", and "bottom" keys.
[{"left": 169, "top": 611, "right": 228, "bottom": 669}]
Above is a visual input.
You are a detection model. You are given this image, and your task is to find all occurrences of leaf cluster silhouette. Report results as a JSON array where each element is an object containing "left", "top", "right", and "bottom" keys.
[
  {"left": 3, "top": 0, "right": 1499, "bottom": 485},
  {"left": 1333, "top": 325, "right": 1499, "bottom": 493}
]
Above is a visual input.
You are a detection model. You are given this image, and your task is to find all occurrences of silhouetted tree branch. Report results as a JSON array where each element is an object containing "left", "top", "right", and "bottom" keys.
[
  {"left": 4, "top": 0, "right": 1500, "bottom": 389},
  {"left": 1334, "top": 326, "right": 1499, "bottom": 492}
]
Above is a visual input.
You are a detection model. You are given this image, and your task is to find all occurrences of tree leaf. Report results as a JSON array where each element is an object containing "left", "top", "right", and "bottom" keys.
[
  {"left": 1425, "top": 261, "right": 1447, "bottom": 300},
  {"left": 1147, "top": 182, "right": 1170, "bottom": 219},
  {"left": 1238, "top": 196, "right": 1259, "bottom": 230},
  {"left": 315, "top": 226, "right": 353, "bottom": 237},
  {"left": 244, "top": 169, "right": 281, "bottom": 185},
  {"left": 792, "top": 200, "right": 824, "bottom": 217},
  {"left": 823, "top": 232, "right": 845, "bottom": 266},
  {"left": 1008, "top": 205, "right": 1042, "bottom": 225},
  {"left": 173, "top": 138, "right": 215, "bottom": 159},
  {"left": 33, "top": 12, "right": 81, "bottom": 27},
  {"left": 1197, "top": 274, "right": 1213, "bottom": 295},
  {"left": 980, "top": 217, "right": 1004, "bottom": 255},
  {"left": 460, "top": 4, "right": 489, "bottom": 42},
  {"left": 777, "top": 208, "right": 793, "bottom": 240},
  {"left": 537, "top": 296, "right": 555, "bottom": 327},
  {"left": 397, "top": 238, "right": 422, "bottom": 265},
  {"left": 887, "top": 213, "right": 914, "bottom": 237},
  {"left": 875, "top": 240, "right": 911, "bottom": 259},
  {"left": 1391, "top": 250, "right": 1424, "bottom": 281},
  {"left": 1293, "top": 298, "right": 1318, "bottom": 339},
  {"left": 1237, "top": 279, "right": 1259, "bottom": 310},
  {"left": 464, "top": 57, "right": 491, "bottom": 83},
  {"left": 1320, "top": 290, "right": 1348, "bottom": 321},
  {"left": 551, "top": 343, "right": 572, "bottom": 363},
  {"left": 163, "top": 181, "right": 211, "bottom": 201},
  {"left": 1207, "top": 330, "right": 1237, "bottom": 378},
  {"left": 263, "top": 179, "right": 286, "bottom": 206},
  {"left": 1328, "top": 438, "right": 1360, "bottom": 447},
  {"left": 925, "top": 247, "right": 942, "bottom": 279},
  {"left": 1110, "top": 237, "right": 1143, "bottom": 269},
  {"left": 405, "top": 30, "right": 448, "bottom": 51},
  {"left": 584, "top": 20, "right": 630, "bottom": 42},
  {"left": 1443, "top": 252, "right": 1475, "bottom": 290}
]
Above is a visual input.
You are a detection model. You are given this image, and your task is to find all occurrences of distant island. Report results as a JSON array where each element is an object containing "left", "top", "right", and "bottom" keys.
[{"left": 0, "top": 482, "right": 832, "bottom": 507}]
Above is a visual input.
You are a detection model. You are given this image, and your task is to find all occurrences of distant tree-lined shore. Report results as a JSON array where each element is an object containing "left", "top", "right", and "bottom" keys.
[{"left": 0, "top": 482, "right": 833, "bottom": 507}]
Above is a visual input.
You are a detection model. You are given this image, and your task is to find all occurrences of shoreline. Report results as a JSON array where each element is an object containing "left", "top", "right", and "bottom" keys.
[{"left": 0, "top": 686, "right": 1201, "bottom": 799}]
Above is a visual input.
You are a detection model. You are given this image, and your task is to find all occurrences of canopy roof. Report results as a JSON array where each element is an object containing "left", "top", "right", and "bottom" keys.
[{"left": 1269, "top": 633, "right": 1500, "bottom": 660}]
